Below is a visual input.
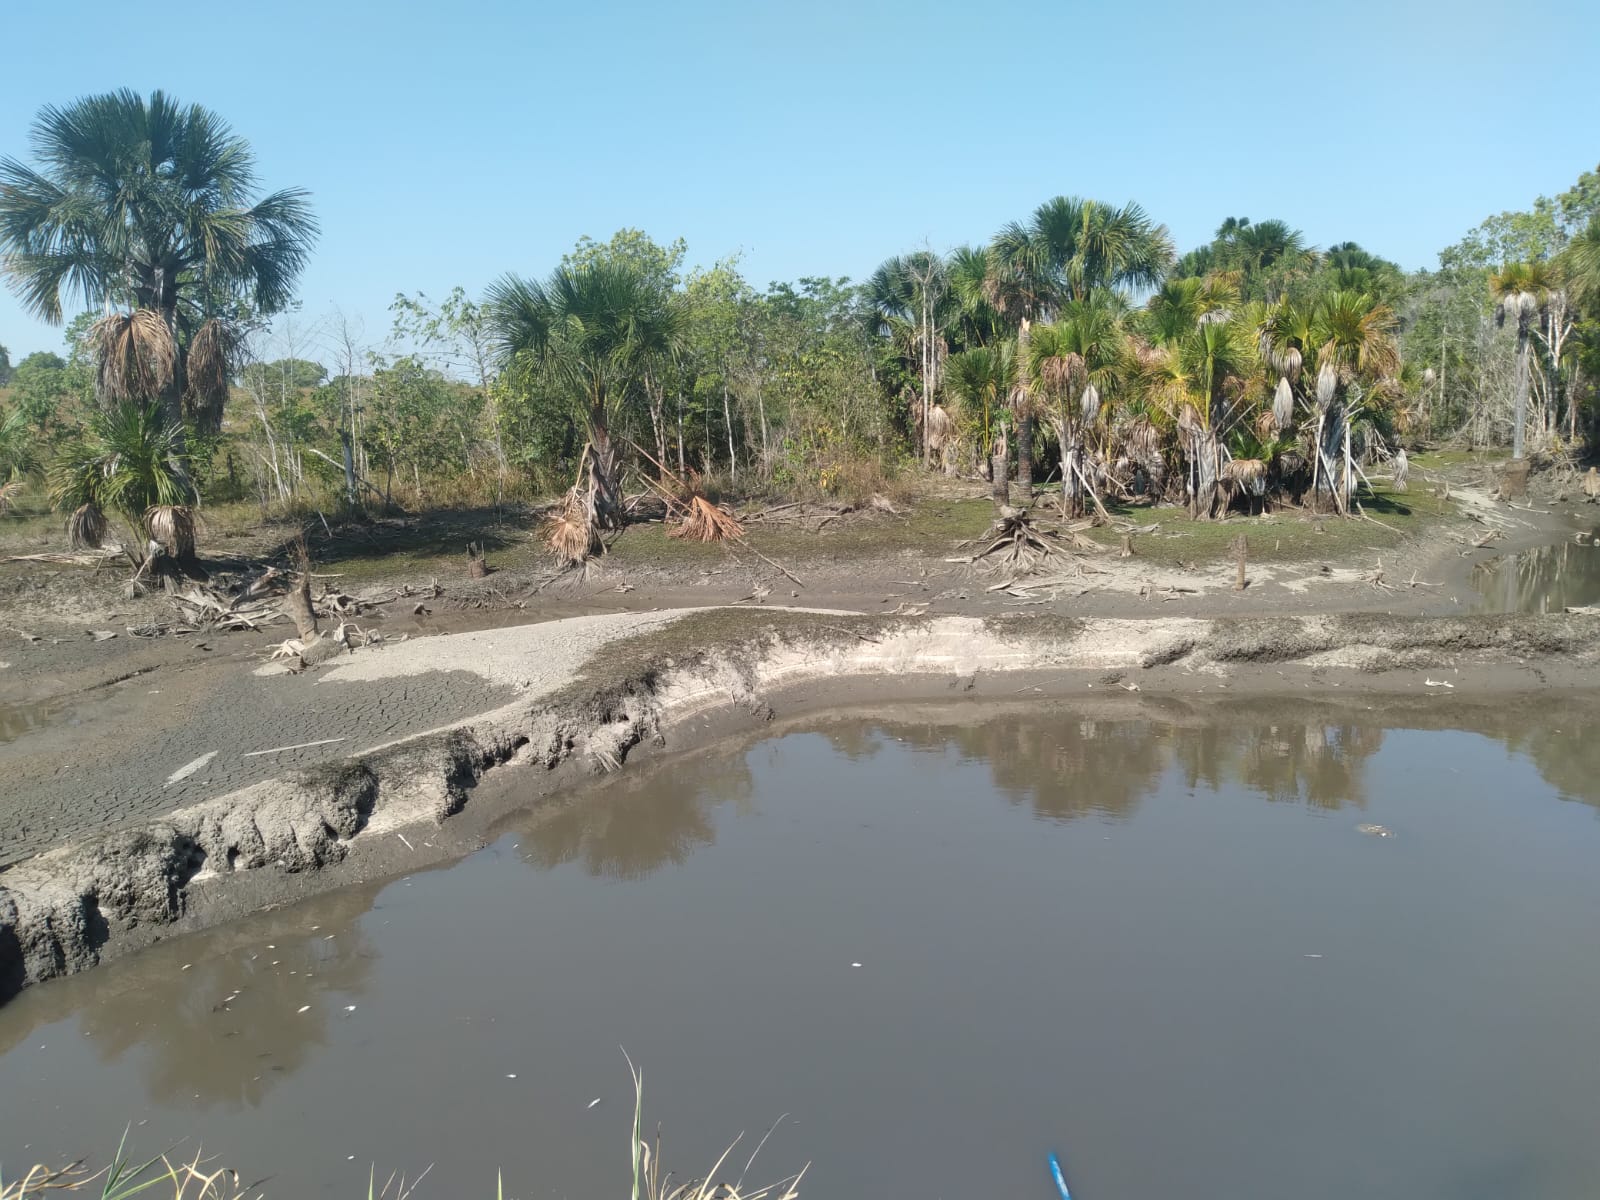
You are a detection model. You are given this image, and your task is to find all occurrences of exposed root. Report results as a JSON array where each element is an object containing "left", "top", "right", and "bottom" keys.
[{"left": 949, "top": 508, "right": 1102, "bottom": 576}]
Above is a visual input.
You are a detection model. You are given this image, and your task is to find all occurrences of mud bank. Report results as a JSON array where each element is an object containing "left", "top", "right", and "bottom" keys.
[{"left": 3, "top": 607, "right": 1597, "bottom": 1001}]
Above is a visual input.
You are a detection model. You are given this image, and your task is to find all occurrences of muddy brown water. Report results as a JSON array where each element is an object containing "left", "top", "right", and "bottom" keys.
[
  {"left": 1473, "top": 535, "right": 1600, "bottom": 612},
  {"left": 5, "top": 701, "right": 1600, "bottom": 1199}
]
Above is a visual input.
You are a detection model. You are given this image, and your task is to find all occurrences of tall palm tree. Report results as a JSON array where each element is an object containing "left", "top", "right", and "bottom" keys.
[
  {"left": 1030, "top": 300, "right": 1123, "bottom": 517},
  {"left": 1489, "top": 261, "right": 1558, "bottom": 460},
  {"left": 488, "top": 259, "right": 681, "bottom": 533},
  {"left": 0, "top": 90, "right": 318, "bottom": 438},
  {"left": 1305, "top": 290, "right": 1400, "bottom": 510},
  {"left": 867, "top": 251, "right": 948, "bottom": 468}
]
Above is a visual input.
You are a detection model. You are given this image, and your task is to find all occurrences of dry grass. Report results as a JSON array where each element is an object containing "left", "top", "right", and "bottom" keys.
[
  {"left": 1, "top": 1135, "right": 252, "bottom": 1200},
  {"left": 1, "top": 1064, "right": 802, "bottom": 1200}
]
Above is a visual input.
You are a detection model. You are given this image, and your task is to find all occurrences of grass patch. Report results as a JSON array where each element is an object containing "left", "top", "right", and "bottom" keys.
[{"left": 1076, "top": 483, "right": 1459, "bottom": 566}]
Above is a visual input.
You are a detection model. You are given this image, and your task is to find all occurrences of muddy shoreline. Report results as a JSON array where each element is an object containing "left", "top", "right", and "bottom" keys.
[{"left": 3, "top": 605, "right": 1599, "bottom": 1002}]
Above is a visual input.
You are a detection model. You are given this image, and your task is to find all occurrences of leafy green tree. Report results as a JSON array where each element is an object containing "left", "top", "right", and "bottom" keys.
[
  {"left": 0, "top": 343, "right": 10, "bottom": 387},
  {"left": 240, "top": 358, "right": 328, "bottom": 394},
  {"left": 684, "top": 259, "right": 755, "bottom": 479},
  {"left": 562, "top": 229, "right": 687, "bottom": 293},
  {"left": 6, "top": 349, "right": 92, "bottom": 435},
  {"left": 362, "top": 356, "right": 478, "bottom": 504},
  {"left": 0, "top": 89, "right": 317, "bottom": 438}
]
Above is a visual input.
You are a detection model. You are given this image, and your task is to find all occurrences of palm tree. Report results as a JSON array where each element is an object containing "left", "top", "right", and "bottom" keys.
[
  {"left": 1561, "top": 217, "right": 1600, "bottom": 311},
  {"left": 1305, "top": 290, "right": 1400, "bottom": 510},
  {"left": 944, "top": 342, "right": 1017, "bottom": 506},
  {"left": 866, "top": 251, "right": 949, "bottom": 469},
  {"left": 488, "top": 259, "right": 682, "bottom": 537},
  {"left": 48, "top": 400, "right": 192, "bottom": 560},
  {"left": 1489, "top": 261, "right": 1558, "bottom": 460},
  {"left": 0, "top": 89, "right": 318, "bottom": 438},
  {"left": 989, "top": 197, "right": 1174, "bottom": 492},
  {"left": 1030, "top": 300, "right": 1123, "bottom": 517}
]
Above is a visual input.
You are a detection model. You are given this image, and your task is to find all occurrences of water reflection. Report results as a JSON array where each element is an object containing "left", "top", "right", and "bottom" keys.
[
  {"left": 0, "top": 882, "right": 380, "bottom": 1109},
  {"left": 515, "top": 751, "right": 754, "bottom": 880},
  {"left": 824, "top": 707, "right": 1387, "bottom": 820},
  {"left": 0, "top": 697, "right": 71, "bottom": 745},
  {"left": 840, "top": 715, "right": 1166, "bottom": 820},
  {"left": 1473, "top": 538, "right": 1600, "bottom": 613}
]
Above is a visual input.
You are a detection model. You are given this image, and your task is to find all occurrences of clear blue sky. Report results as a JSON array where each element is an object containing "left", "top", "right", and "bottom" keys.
[{"left": 2, "top": 0, "right": 1595, "bottom": 362}]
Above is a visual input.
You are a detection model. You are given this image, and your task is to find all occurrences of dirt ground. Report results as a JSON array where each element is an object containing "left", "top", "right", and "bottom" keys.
[{"left": 0, "top": 451, "right": 1591, "bottom": 871}]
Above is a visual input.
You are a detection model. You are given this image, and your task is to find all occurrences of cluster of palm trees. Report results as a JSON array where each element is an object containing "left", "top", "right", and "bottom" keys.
[
  {"left": 868, "top": 198, "right": 1408, "bottom": 518},
  {"left": 6, "top": 88, "right": 1600, "bottom": 571}
]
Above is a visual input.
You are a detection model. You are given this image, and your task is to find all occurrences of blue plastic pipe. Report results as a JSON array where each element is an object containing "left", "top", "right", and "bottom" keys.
[{"left": 1048, "top": 1152, "right": 1072, "bottom": 1200}]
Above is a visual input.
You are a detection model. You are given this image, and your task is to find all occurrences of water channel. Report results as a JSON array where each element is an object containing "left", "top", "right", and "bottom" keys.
[{"left": 3, "top": 699, "right": 1600, "bottom": 1199}]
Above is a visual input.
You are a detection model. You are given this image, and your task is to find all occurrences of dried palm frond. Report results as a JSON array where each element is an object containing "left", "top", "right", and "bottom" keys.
[
  {"left": 1079, "top": 382, "right": 1101, "bottom": 424},
  {"left": 1273, "top": 375, "right": 1295, "bottom": 431},
  {"left": 1124, "top": 414, "right": 1162, "bottom": 462},
  {"left": 1316, "top": 361, "right": 1338, "bottom": 407},
  {"left": 545, "top": 489, "right": 601, "bottom": 566},
  {"left": 0, "top": 479, "right": 20, "bottom": 512},
  {"left": 926, "top": 402, "right": 953, "bottom": 454},
  {"left": 92, "top": 310, "right": 176, "bottom": 404},
  {"left": 1039, "top": 351, "right": 1085, "bottom": 396},
  {"left": 184, "top": 318, "right": 239, "bottom": 434},
  {"left": 1253, "top": 408, "right": 1279, "bottom": 444},
  {"left": 144, "top": 504, "right": 199, "bottom": 557},
  {"left": 1221, "top": 458, "right": 1268, "bottom": 496},
  {"left": 67, "top": 502, "right": 107, "bottom": 549},
  {"left": 1177, "top": 403, "right": 1201, "bottom": 439},
  {"left": 670, "top": 494, "right": 744, "bottom": 542}
]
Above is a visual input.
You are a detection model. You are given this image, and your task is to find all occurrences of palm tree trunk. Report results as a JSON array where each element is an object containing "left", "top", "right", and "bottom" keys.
[
  {"left": 1513, "top": 324, "right": 1530, "bottom": 460},
  {"left": 586, "top": 403, "right": 624, "bottom": 530},
  {"left": 676, "top": 390, "right": 686, "bottom": 477},
  {"left": 991, "top": 451, "right": 1010, "bottom": 508},
  {"left": 1017, "top": 412, "right": 1034, "bottom": 495},
  {"left": 1014, "top": 318, "right": 1033, "bottom": 495},
  {"left": 722, "top": 381, "right": 736, "bottom": 483}
]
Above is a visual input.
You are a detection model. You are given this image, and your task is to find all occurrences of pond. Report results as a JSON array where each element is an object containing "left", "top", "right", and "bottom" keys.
[
  {"left": 1473, "top": 534, "right": 1600, "bottom": 612},
  {"left": 4, "top": 699, "right": 1600, "bottom": 1200}
]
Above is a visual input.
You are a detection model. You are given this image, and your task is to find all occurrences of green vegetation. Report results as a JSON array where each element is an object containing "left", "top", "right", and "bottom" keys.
[{"left": 1, "top": 89, "right": 1597, "bottom": 572}]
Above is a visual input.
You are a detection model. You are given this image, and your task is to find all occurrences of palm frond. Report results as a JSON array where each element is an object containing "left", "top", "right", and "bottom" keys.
[{"left": 92, "top": 310, "right": 176, "bottom": 404}]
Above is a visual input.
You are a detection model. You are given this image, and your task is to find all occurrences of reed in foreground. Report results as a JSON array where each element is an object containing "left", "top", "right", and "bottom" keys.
[{"left": 0, "top": 1063, "right": 806, "bottom": 1200}]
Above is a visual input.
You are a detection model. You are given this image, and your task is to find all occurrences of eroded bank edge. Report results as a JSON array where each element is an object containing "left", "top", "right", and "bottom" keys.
[{"left": 2, "top": 608, "right": 1594, "bottom": 1001}]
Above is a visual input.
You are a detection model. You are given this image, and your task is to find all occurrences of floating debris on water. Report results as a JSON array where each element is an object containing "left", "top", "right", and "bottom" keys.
[{"left": 1357, "top": 824, "right": 1392, "bottom": 838}]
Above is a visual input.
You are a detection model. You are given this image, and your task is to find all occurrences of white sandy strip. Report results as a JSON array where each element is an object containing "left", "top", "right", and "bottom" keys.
[{"left": 292, "top": 609, "right": 700, "bottom": 696}]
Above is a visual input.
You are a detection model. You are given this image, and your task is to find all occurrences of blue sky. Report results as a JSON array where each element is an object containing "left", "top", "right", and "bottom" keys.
[{"left": 1, "top": 0, "right": 1595, "bottom": 361}]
